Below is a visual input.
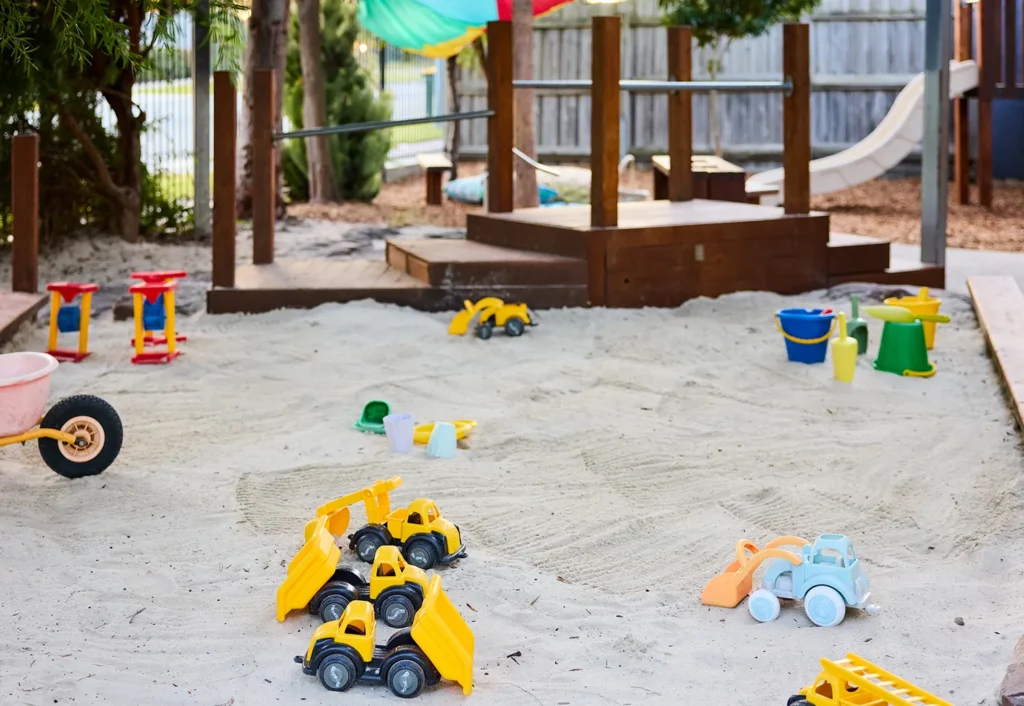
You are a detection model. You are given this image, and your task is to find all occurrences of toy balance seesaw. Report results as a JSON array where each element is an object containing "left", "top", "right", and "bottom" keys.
[{"left": 0, "top": 352, "right": 124, "bottom": 478}]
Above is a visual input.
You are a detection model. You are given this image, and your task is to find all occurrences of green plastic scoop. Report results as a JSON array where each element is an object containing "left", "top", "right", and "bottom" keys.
[{"left": 863, "top": 305, "right": 950, "bottom": 324}]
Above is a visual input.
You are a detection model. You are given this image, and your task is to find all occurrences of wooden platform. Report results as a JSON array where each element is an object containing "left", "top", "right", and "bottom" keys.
[
  {"left": 0, "top": 291, "right": 47, "bottom": 347},
  {"left": 968, "top": 276, "right": 1024, "bottom": 432},
  {"left": 468, "top": 199, "right": 831, "bottom": 307},
  {"left": 205, "top": 258, "right": 588, "bottom": 314}
]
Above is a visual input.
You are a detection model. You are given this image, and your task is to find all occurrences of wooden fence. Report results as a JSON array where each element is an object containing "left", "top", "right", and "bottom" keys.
[{"left": 455, "top": 0, "right": 935, "bottom": 162}]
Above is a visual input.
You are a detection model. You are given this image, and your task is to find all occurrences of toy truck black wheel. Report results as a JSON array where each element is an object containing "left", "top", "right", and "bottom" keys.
[
  {"left": 504, "top": 317, "right": 525, "bottom": 337},
  {"left": 318, "top": 594, "right": 350, "bottom": 623},
  {"left": 382, "top": 646, "right": 436, "bottom": 699},
  {"left": 38, "top": 395, "right": 124, "bottom": 479},
  {"left": 311, "top": 581, "right": 359, "bottom": 623},
  {"left": 786, "top": 697, "right": 810, "bottom": 706},
  {"left": 351, "top": 527, "right": 389, "bottom": 563},
  {"left": 404, "top": 540, "right": 438, "bottom": 570},
  {"left": 475, "top": 322, "right": 493, "bottom": 340},
  {"left": 317, "top": 654, "right": 359, "bottom": 692},
  {"left": 379, "top": 593, "right": 417, "bottom": 629}
]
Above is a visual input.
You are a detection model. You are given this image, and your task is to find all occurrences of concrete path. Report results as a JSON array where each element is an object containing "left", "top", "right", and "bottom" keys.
[{"left": 892, "top": 243, "right": 1024, "bottom": 295}]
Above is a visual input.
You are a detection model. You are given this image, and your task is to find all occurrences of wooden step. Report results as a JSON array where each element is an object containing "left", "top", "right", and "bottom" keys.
[
  {"left": 827, "top": 233, "right": 891, "bottom": 276},
  {"left": 828, "top": 259, "right": 945, "bottom": 288},
  {"left": 0, "top": 291, "right": 47, "bottom": 347},
  {"left": 386, "top": 237, "right": 588, "bottom": 288}
]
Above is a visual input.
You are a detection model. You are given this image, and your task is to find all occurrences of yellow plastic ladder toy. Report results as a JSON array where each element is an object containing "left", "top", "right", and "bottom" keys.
[{"left": 805, "top": 653, "right": 952, "bottom": 706}]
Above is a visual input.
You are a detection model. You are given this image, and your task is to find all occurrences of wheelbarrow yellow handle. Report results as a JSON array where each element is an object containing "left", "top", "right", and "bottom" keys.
[{"left": 774, "top": 315, "right": 836, "bottom": 345}]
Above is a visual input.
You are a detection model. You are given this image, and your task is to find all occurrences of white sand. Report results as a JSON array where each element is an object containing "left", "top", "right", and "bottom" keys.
[{"left": 1, "top": 282, "right": 1021, "bottom": 706}]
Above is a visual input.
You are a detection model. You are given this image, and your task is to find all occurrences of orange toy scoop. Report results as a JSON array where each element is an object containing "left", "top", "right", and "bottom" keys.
[{"left": 701, "top": 536, "right": 809, "bottom": 608}]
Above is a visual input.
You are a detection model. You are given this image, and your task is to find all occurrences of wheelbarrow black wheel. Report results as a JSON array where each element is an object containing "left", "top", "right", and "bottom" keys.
[
  {"left": 38, "top": 395, "right": 123, "bottom": 479},
  {"left": 504, "top": 317, "right": 525, "bottom": 337}
]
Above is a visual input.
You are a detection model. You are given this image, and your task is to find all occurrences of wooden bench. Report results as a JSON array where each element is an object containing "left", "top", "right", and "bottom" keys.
[
  {"left": 651, "top": 154, "right": 769, "bottom": 204},
  {"left": 0, "top": 291, "right": 47, "bottom": 347},
  {"left": 417, "top": 153, "right": 453, "bottom": 206},
  {"left": 968, "top": 276, "right": 1024, "bottom": 433}
]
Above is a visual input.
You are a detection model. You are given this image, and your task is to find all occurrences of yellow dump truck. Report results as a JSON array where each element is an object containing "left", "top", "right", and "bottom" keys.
[
  {"left": 305, "top": 477, "right": 466, "bottom": 570},
  {"left": 788, "top": 653, "right": 952, "bottom": 706},
  {"left": 295, "top": 575, "right": 474, "bottom": 698},
  {"left": 277, "top": 519, "right": 430, "bottom": 626}
]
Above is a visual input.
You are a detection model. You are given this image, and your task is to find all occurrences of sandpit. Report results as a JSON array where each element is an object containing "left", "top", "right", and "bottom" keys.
[{"left": 0, "top": 290, "right": 1021, "bottom": 705}]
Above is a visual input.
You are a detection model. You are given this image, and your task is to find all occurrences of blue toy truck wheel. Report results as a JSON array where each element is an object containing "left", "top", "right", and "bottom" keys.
[
  {"left": 803, "top": 585, "right": 847, "bottom": 627},
  {"left": 748, "top": 588, "right": 781, "bottom": 622}
]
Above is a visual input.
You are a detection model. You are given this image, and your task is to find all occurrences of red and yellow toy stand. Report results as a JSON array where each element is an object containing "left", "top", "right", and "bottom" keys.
[
  {"left": 130, "top": 270, "right": 188, "bottom": 346},
  {"left": 130, "top": 281, "right": 181, "bottom": 365},
  {"left": 46, "top": 282, "right": 99, "bottom": 362}
]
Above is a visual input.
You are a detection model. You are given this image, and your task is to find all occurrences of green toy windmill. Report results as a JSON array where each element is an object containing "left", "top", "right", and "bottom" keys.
[{"left": 863, "top": 305, "right": 950, "bottom": 378}]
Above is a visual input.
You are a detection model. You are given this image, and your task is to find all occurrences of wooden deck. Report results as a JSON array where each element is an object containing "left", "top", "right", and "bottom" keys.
[
  {"left": 205, "top": 258, "right": 588, "bottom": 314},
  {"left": 0, "top": 291, "right": 47, "bottom": 347},
  {"left": 968, "top": 276, "right": 1024, "bottom": 432}
]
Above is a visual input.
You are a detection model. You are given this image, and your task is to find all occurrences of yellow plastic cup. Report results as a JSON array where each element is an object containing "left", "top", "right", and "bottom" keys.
[{"left": 884, "top": 287, "right": 941, "bottom": 350}]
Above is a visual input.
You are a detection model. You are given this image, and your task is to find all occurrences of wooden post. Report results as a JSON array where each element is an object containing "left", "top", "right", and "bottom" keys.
[
  {"left": 212, "top": 72, "right": 237, "bottom": 288},
  {"left": 591, "top": 15, "right": 621, "bottom": 228},
  {"left": 782, "top": 23, "right": 811, "bottom": 215},
  {"left": 976, "top": 0, "right": 994, "bottom": 208},
  {"left": 252, "top": 68, "right": 275, "bottom": 265},
  {"left": 11, "top": 134, "right": 39, "bottom": 294},
  {"left": 953, "top": 0, "right": 972, "bottom": 205},
  {"left": 667, "top": 26, "right": 693, "bottom": 202},
  {"left": 486, "top": 21, "right": 514, "bottom": 213}
]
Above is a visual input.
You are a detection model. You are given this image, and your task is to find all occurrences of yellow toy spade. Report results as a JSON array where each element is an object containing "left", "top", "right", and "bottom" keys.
[
  {"left": 831, "top": 312, "right": 857, "bottom": 383},
  {"left": 862, "top": 305, "right": 950, "bottom": 324}
]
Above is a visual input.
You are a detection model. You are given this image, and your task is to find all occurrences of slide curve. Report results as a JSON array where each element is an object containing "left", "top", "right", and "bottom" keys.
[{"left": 746, "top": 60, "right": 979, "bottom": 204}]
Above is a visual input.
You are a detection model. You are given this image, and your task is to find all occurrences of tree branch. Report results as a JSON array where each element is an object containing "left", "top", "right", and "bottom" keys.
[{"left": 57, "top": 107, "right": 125, "bottom": 204}]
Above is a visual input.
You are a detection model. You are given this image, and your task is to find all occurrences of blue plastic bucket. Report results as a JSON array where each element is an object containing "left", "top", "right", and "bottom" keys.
[{"left": 775, "top": 308, "right": 836, "bottom": 364}]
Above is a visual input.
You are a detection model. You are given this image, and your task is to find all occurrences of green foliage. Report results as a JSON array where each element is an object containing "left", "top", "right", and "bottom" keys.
[
  {"left": 657, "top": 0, "right": 821, "bottom": 49},
  {"left": 141, "top": 46, "right": 193, "bottom": 83},
  {"left": 282, "top": 0, "right": 392, "bottom": 202}
]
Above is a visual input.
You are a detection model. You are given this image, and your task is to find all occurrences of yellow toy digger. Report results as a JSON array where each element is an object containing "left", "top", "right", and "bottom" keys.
[
  {"left": 304, "top": 477, "right": 466, "bottom": 570},
  {"left": 277, "top": 516, "right": 431, "bottom": 626},
  {"left": 787, "top": 653, "right": 951, "bottom": 706},
  {"left": 295, "top": 575, "right": 474, "bottom": 698},
  {"left": 447, "top": 297, "right": 536, "bottom": 340}
]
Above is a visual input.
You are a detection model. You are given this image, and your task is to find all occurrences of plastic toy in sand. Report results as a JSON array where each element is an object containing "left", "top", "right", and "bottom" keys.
[
  {"left": 45, "top": 282, "right": 99, "bottom": 362},
  {"left": 130, "top": 280, "right": 182, "bottom": 364},
  {"left": 304, "top": 477, "right": 467, "bottom": 570},
  {"left": 355, "top": 400, "right": 391, "bottom": 434},
  {"left": 702, "top": 534, "right": 880, "bottom": 627},
  {"left": 277, "top": 522, "right": 439, "bottom": 627},
  {"left": 0, "top": 352, "right": 124, "bottom": 478},
  {"left": 847, "top": 296, "right": 869, "bottom": 355},
  {"left": 830, "top": 313, "right": 857, "bottom": 383},
  {"left": 775, "top": 308, "right": 836, "bottom": 364},
  {"left": 787, "top": 653, "right": 951, "bottom": 706},
  {"left": 130, "top": 270, "right": 189, "bottom": 346},
  {"left": 863, "top": 305, "right": 950, "bottom": 378},
  {"left": 294, "top": 575, "right": 474, "bottom": 698},
  {"left": 448, "top": 298, "right": 536, "bottom": 340},
  {"left": 413, "top": 420, "right": 477, "bottom": 445},
  {"left": 884, "top": 287, "right": 942, "bottom": 350}
]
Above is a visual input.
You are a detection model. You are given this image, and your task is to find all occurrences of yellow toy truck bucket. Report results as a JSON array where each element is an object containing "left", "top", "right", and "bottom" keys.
[
  {"left": 884, "top": 287, "right": 941, "bottom": 349},
  {"left": 411, "top": 575, "right": 474, "bottom": 695},
  {"left": 277, "top": 516, "right": 341, "bottom": 622}
]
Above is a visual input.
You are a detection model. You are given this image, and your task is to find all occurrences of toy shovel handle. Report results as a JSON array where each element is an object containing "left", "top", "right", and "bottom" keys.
[{"left": 915, "top": 312, "right": 951, "bottom": 323}]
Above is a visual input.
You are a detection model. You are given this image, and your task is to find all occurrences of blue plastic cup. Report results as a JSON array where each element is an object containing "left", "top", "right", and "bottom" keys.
[
  {"left": 776, "top": 308, "right": 836, "bottom": 364},
  {"left": 426, "top": 422, "right": 458, "bottom": 459}
]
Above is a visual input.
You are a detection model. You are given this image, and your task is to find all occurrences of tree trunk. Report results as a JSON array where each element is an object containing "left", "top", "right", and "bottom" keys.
[
  {"left": 447, "top": 56, "right": 461, "bottom": 179},
  {"left": 512, "top": 0, "right": 539, "bottom": 208},
  {"left": 297, "top": 0, "right": 337, "bottom": 202},
  {"left": 238, "top": 0, "right": 291, "bottom": 220}
]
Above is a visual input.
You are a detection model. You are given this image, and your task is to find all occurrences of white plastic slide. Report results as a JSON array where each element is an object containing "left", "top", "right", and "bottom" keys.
[{"left": 746, "top": 60, "right": 979, "bottom": 204}]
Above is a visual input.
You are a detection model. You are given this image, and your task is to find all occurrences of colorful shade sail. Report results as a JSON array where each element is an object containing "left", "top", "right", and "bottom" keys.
[{"left": 357, "top": 0, "right": 576, "bottom": 59}]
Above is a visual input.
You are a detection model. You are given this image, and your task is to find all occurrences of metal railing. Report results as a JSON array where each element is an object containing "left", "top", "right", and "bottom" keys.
[
  {"left": 275, "top": 110, "right": 493, "bottom": 142},
  {"left": 512, "top": 79, "right": 794, "bottom": 95}
]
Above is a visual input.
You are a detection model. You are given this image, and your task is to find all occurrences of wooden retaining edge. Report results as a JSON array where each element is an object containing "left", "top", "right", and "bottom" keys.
[
  {"left": 1001, "top": 634, "right": 1024, "bottom": 706},
  {"left": 967, "top": 276, "right": 1024, "bottom": 432}
]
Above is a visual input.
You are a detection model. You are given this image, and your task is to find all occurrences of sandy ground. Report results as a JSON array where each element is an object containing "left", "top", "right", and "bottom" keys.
[{"left": 1, "top": 283, "right": 1022, "bottom": 705}]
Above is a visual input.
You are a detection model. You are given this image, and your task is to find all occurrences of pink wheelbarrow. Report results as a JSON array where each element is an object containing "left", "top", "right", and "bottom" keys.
[{"left": 0, "top": 352, "right": 123, "bottom": 478}]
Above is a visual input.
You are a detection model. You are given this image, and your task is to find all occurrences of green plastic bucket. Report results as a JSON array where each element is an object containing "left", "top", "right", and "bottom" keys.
[{"left": 873, "top": 321, "right": 935, "bottom": 377}]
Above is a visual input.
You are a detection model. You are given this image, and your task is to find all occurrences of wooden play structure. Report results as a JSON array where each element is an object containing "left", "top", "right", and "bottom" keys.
[
  {"left": 954, "top": 0, "right": 1024, "bottom": 207},
  {"left": 1, "top": 134, "right": 48, "bottom": 346},
  {"left": 208, "top": 17, "right": 947, "bottom": 315}
]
